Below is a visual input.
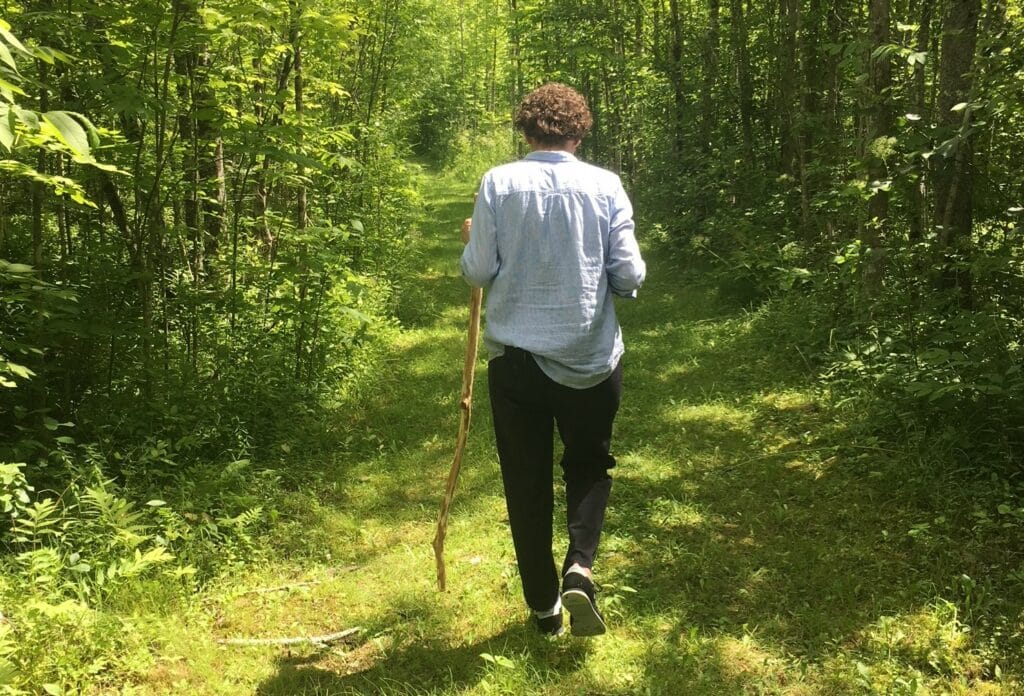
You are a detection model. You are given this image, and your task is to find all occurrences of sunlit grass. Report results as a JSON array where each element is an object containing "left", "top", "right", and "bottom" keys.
[{"left": 135, "top": 172, "right": 1024, "bottom": 695}]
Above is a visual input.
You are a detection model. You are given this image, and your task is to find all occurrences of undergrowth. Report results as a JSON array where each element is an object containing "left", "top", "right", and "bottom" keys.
[{"left": 4, "top": 169, "right": 1024, "bottom": 694}]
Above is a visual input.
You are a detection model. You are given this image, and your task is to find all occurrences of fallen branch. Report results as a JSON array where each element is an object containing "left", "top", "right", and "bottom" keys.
[
  {"left": 236, "top": 580, "right": 323, "bottom": 596},
  {"left": 716, "top": 444, "right": 905, "bottom": 474},
  {"left": 232, "top": 566, "right": 361, "bottom": 597},
  {"left": 206, "top": 566, "right": 361, "bottom": 603},
  {"left": 217, "top": 627, "right": 362, "bottom": 647}
]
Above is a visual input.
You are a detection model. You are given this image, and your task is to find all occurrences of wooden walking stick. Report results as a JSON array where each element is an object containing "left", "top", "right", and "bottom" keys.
[{"left": 432, "top": 216, "right": 483, "bottom": 591}]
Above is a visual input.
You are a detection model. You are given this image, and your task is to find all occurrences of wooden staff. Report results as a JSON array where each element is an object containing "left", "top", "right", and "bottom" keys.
[{"left": 432, "top": 217, "right": 483, "bottom": 591}]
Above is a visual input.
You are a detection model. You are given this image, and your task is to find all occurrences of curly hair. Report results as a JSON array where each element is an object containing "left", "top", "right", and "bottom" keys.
[{"left": 514, "top": 83, "right": 593, "bottom": 145}]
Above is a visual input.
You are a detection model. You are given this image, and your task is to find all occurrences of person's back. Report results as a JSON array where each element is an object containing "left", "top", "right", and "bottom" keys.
[
  {"left": 462, "top": 145, "right": 644, "bottom": 388},
  {"left": 459, "top": 82, "right": 645, "bottom": 638}
]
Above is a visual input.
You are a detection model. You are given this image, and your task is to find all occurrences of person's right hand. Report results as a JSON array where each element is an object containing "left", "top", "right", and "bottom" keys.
[{"left": 461, "top": 217, "right": 472, "bottom": 245}]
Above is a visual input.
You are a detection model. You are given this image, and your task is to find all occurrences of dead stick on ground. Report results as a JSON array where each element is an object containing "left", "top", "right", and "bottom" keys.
[
  {"left": 236, "top": 580, "right": 323, "bottom": 596},
  {"left": 233, "top": 565, "right": 361, "bottom": 597},
  {"left": 432, "top": 280, "right": 483, "bottom": 592},
  {"left": 218, "top": 627, "right": 362, "bottom": 647}
]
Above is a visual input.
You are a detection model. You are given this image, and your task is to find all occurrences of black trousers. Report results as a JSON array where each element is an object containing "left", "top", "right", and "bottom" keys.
[{"left": 488, "top": 346, "right": 623, "bottom": 612}]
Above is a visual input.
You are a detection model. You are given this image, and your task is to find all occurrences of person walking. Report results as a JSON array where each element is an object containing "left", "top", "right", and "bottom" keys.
[{"left": 460, "top": 83, "right": 646, "bottom": 637}]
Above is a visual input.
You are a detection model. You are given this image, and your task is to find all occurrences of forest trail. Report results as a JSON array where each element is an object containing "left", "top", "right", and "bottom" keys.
[{"left": 149, "top": 173, "right": 1008, "bottom": 695}]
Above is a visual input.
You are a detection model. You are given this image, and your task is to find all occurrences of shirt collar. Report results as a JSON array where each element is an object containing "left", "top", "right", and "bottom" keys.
[{"left": 524, "top": 150, "right": 578, "bottom": 163}]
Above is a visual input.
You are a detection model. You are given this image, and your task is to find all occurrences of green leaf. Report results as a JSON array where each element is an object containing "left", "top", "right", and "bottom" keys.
[
  {"left": 1, "top": 261, "right": 33, "bottom": 273},
  {"left": 0, "top": 107, "right": 13, "bottom": 151},
  {"left": 0, "top": 25, "right": 30, "bottom": 56},
  {"left": 0, "top": 76, "right": 26, "bottom": 97},
  {"left": 30, "top": 46, "right": 72, "bottom": 65},
  {"left": 950, "top": 102, "right": 968, "bottom": 112},
  {"left": 341, "top": 306, "right": 375, "bottom": 324},
  {"left": 43, "top": 416, "right": 59, "bottom": 430},
  {"left": 0, "top": 40, "right": 18, "bottom": 72},
  {"left": 5, "top": 361, "right": 34, "bottom": 379},
  {"left": 12, "top": 106, "right": 38, "bottom": 130},
  {"left": 479, "top": 652, "right": 515, "bottom": 669},
  {"left": 0, "top": 657, "right": 20, "bottom": 684},
  {"left": 906, "top": 51, "right": 927, "bottom": 66},
  {"left": 870, "top": 43, "right": 899, "bottom": 61},
  {"left": 41, "top": 111, "right": 90, "bottom": 156}
]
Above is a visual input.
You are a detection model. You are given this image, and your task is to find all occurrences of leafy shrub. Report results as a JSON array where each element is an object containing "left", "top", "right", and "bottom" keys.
[
  {"left": 444, "top": 122, "right": 517, "bottom": 183},
  {"left": 0, "top": 459, "right": 190, "bottom": 691}
]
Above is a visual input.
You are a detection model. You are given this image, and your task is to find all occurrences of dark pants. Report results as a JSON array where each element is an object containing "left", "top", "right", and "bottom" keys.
[{"left": 488, "top": 346, "right": 623, "bottom": 612}]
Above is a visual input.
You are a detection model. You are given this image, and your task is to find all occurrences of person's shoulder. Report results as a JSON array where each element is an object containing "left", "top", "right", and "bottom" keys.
[
  {"left": 572, "top": 159, "right": 624, "bottom": 191},
  {"left": 478, "top": 159, "right": 523, "bottom": 187},
  {"left": 484, "top": 158, "right": 531, "bottom": 178}
]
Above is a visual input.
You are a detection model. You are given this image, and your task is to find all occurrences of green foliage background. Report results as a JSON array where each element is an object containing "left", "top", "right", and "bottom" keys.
[{"left": 1, "top": 0, "right": 1023, "bottom": 691}]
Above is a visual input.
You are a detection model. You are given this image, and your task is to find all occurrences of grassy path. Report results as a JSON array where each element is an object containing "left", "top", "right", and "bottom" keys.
[{"left": 145, "top": 174, "right": 1017, "bottom": 695}]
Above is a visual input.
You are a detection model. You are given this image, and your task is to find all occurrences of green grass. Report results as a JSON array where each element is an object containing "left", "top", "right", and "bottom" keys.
[{"left": 133, "top": 171, "right": 1024, "bottom": 695}]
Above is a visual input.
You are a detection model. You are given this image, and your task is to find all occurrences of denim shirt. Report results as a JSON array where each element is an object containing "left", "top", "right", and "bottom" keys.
[{"left": 460, "top": 150, "right": 646, "bottom": 389}]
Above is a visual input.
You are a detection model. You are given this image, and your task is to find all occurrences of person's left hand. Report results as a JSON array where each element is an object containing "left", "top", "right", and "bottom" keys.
[{"left": 461, "top": 217, "right": 472, "bottom": 245}]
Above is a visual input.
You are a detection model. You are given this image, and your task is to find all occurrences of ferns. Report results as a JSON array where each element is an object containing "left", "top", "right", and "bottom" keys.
[
  {"left": 9, "top": 499, "right": 60, "bottom": 546},
  {"left": 0, "top": 468, "right": 192, "bottom": 691}
]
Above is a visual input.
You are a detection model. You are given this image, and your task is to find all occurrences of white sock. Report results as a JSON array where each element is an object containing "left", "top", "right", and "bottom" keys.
[
  {"left": 534, "top": 596, "right": 562, "bottom": 619},
  {"left": 564, "top": 563, "right": 592, "bottom": 579}
]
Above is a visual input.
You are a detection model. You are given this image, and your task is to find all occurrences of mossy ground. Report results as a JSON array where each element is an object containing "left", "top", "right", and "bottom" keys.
[{"left": 134, "top": 173, "right": 1024, "bottom": 695}]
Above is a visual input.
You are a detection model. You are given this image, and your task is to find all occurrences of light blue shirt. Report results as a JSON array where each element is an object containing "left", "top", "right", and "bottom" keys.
[{"left": 460, "top": 150, "right": 646, "bottom": 389}]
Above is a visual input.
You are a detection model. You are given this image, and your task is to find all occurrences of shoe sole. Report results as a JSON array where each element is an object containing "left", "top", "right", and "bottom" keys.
[{"left": 562, "top": 588, "right": 606, "bottom": 637}]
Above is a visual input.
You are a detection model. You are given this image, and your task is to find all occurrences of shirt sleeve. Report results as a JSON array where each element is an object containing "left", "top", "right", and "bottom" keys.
[
  {"left": 460, "top": 176, "right": 500, "bottom": 288},
  {"left": 606, "top": 180, "right": 646, "bottom": 298}
]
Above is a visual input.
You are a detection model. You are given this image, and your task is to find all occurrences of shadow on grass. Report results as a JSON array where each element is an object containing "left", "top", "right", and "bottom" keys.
[
  {"left": 260, "top": 194, "right": 1024, "bottom": 692},
  {"left": 255, "top": 625, "right": 593, "bottom": 695},
  {"left": 604, "top": 248, "right": 1024, "bottom": 684}
]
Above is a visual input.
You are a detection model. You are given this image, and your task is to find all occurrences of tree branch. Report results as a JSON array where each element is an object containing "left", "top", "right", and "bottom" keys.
[{"left": 217, "top": 627, "right": 362, "bottom": 647}]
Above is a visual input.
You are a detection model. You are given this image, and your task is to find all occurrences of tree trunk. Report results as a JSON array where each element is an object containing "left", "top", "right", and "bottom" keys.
[
  {"left": 253, "top": 52, "right": 293, "bottom": 250},
  {"left": 863, "top": 0, "right": 893, "bottom": 294},
  {"left": 291, "top": 2, "right": 311, "bottom": 380},
  {"left": 932, "top": 0, "right": 981, "bottom": 298},
  {"left": 509, "top": 0, "right": 523, "bottom": 154},
  {"left": 730, "top": 0, "right": 755, "bottom": 172},
  {"left": 32, "top": 59, "right": 49, "bottom": 269},
  {"left": 908, "top": 0, "right": 934, "bottom": 242},
  {"left": 778, "top": 0, "right": 800, "bottom": 176},
  {"left": 700, "top": 0, "right": 720, "bottom": 155},
  {"left": 668, "top": 0, "right": 687, "bottom": 164},
  {"left": 826, "top": 0, "right": 844, "bottom": 140}
]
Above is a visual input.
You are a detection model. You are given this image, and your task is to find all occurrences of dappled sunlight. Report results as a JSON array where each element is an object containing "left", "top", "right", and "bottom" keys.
[
  {"left": 646, "top": 495, "right": 706, "bottom": 530},
  {"left": 665, "top": 402, "right": 752, "bottom": 429},
  {"left": 755, "top": 390, "right": 821, "bottom": 412},
  {"left": 615, "top": 449, "right": 702, "bottom": 479},
  {"left": 654, "top": 355, "right": 700, "bottom": 381},
  {"left": 584, "top": 634, "right": 649, "bottom": 691},
  {"left": 714, "top": 634, "right": 796, "bottom": 689},
  {"left": 162, "top": 184, "right": 1021, "bottom": 695}
]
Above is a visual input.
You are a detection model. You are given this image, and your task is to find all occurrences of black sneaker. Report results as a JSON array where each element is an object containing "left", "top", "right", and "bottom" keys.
[
  {"left": 561, "top": 571, "right": 606, "bottom": 637},
  {"left": 534, "top": 611, "right": 564, "bottom": 637}
]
